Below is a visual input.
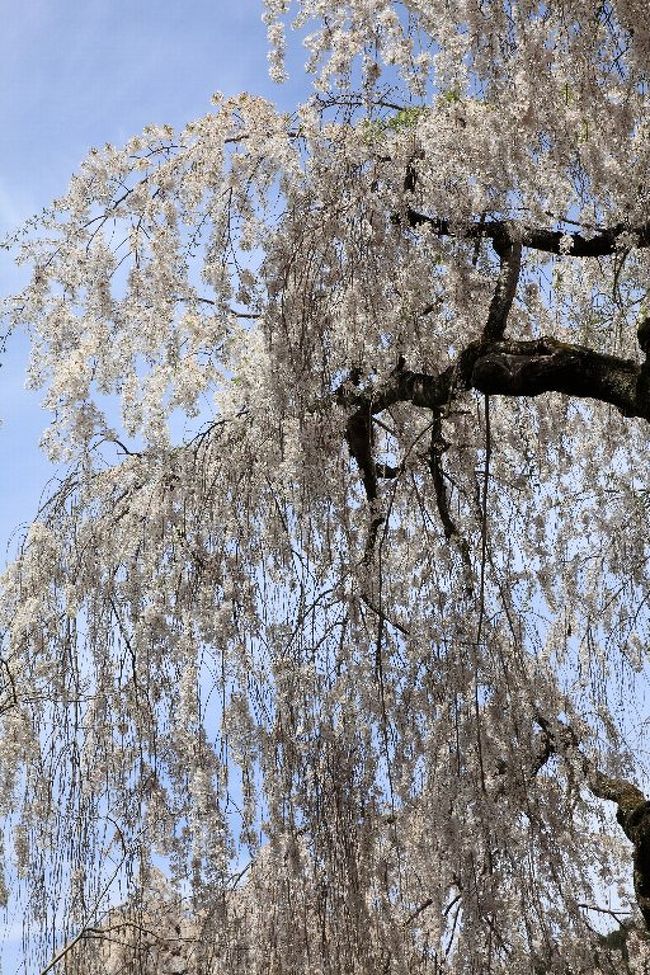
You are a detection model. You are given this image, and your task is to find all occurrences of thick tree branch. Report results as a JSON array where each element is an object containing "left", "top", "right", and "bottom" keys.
[
  {"left": 483, "top": 239, "right": 522, "bottom": 342},
  {"left": 345, "top": 404, "right": 377, "bottom": 504},
  {"left": 344, "top": 400, "right": 386, "bottom": 556},
  {"left": 339, "top": 339, "right": 645, "bottom": 422},
  {"left": 428, "top": 412, "right": 472, "bottom": 584},
  {"left": 589, "top": 771, "right": 650, "bottom": 930},
  {"left": 428, "top": 415, "right": 458, "bottom": 542},
  {"left": 471, "top": 338, "right": 644, "bottom": 418},
  {"left": 407, "top": 210, "right": 650, "bottom": 256}
]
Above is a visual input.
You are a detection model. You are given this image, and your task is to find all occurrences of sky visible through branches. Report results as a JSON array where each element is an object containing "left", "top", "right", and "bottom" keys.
[{"left": 0, "top": 6, "right": 297, "bottom": 967}]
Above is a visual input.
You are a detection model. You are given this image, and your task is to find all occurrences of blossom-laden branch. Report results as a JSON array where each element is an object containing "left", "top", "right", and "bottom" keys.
[
  {"left": 342, "top": 212, "right": 649, "bottom": 511},
  {"left": 407, "top": 209, "right": 650, "bottom": 257}
]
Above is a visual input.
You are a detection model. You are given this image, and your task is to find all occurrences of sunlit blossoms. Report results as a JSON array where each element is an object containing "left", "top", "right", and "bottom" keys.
[{"left": 1, "top": 1, "right": 650, "bottom": 972}]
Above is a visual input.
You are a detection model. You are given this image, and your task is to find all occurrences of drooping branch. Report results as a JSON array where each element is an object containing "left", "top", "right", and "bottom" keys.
[
  {"left": 344, "top": 396, "right": 386, "bottom": 556},
  {"left": 407, "top": 210, "right": 650, "bottom": 256},
  {"left": 428, "top": 413, "right": 459, "bottom": 542},
  {"left": 345, "top": 401, "right": 377, "bottom": 505},
  {"left": 427, "top": 411, "right": 472, "bottom": 585}
]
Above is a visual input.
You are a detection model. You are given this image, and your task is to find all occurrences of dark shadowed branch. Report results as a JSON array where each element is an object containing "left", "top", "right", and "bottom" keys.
[{"left": 406, "top": 210, "right": 650, "bottom": 257}]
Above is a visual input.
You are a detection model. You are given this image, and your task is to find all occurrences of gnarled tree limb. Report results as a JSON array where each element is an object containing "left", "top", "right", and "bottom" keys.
[
  {"left": 471, "top": 338, "right": 644, "bottom": 419},
  {"left": 483, "top": 239, "right": 522, "bottom": 343},
  {"left": 339, "top": 339, "right": 645, "bottom": 422},
  {"left": 589, "top": 771, "right": 650, "bottom": 930}
]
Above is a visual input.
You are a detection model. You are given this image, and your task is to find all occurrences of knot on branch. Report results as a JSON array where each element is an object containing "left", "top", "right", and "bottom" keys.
[{"left": 471, "top": 340, "right": 566, "bottom": 396}]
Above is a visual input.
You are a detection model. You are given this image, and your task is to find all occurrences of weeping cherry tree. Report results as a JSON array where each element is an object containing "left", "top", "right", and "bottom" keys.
[{"left": 2, "top": 1, "right": 650, "bottom": 972}]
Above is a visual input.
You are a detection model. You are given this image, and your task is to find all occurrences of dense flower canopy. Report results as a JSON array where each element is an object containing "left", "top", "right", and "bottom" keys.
[{"left": 1, "top": 1, "right": 650, "bottom": 972}]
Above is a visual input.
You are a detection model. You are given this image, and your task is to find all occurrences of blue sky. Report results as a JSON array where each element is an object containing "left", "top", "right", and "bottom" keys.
[{"left": 0, "top": 3, "right": 306, "bottom": 969}]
